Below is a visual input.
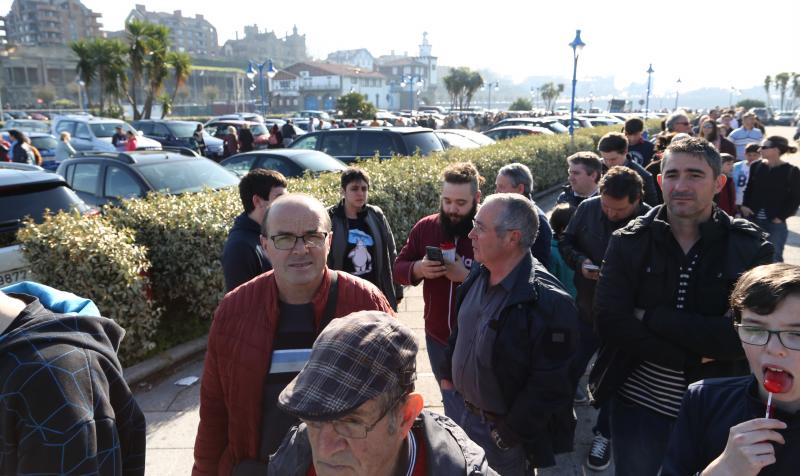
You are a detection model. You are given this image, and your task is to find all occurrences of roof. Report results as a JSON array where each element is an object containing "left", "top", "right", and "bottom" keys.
[
  {"left": 378, "top": 57, "right": 426, "bottom": 67},
  {"left": 274, "top": 70, "right": 299, "bottom": 80},
  {"left": 285, "top": 61, "right": 385, "bottom": 79},
  {"left": 0, "top": 169, "right": 65, "bottom": 188}
]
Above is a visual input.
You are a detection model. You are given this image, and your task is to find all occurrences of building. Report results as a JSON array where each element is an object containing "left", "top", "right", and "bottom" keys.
[
  {"left": 221, "top": 24, "right": 307, "bottom": 69},
  {"left": 125, "top": 5, "right": 218, "bottom": 55},
  {"left": 3, "top": 0, "right": 102, "bottom": 47},
  {"left": 281, "top": 61, "right": 388, "bottom": 112},
  {"left": 325, "top": 48, "right": 374, "bottom": 71},
  {"left": 0, "top": 45, "right": 81, "bottom": 107},
  {"left": 375, "top": 32, "right": 438, "bottom": 110}
]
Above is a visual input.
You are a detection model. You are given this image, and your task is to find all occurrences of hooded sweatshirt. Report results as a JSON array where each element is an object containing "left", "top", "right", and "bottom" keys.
[{"left": 0, "top": 282, "right": 146, "bottom": 475}]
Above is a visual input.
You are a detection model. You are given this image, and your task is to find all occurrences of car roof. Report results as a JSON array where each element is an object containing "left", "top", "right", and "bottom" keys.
[
  {"left": 0, "top": 168, "right": 66, "bottom": 188},
  {"left": 55, "top": 115, "right": 124, "bottom": 124},
  {"left": 134, "top": 119, "right": 199, "bottom": 125},
  {"left": 67, "top": 150, "right": 201, "bottom": 165},
  {"left": 225, "top": 149, "right": 334, "bottom": 159},
  {"left": 309, "top": 126, "right": 433, "bottom": 134},
  {"left": 206, "top": 119, "right": 258, "bottom": 125}
]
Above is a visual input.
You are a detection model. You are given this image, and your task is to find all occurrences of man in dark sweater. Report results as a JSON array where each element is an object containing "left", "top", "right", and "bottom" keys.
[
  {"left": 624, "top": 117, "right": 655, "bottom": 167},
  {"left": 598, "top": 132, "right": 660, "bottom": 206},
  {"left": 222, "top": 169, "right": 287, "bottom": 291}
]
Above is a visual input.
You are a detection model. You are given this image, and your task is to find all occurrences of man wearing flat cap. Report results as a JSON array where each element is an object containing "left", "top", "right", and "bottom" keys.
[{"left": 268, "top": 310, "right": 497, "bottom": 476}]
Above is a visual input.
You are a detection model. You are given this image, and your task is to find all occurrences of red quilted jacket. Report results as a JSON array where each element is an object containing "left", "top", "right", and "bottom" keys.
[{"left": 192, "top": 269, "right": 394, "bottom": 475}]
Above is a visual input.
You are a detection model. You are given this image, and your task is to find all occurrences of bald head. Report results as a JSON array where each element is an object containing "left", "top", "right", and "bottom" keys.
[{"left": 261, "top": 193, "right": 331, "bottom": 237}]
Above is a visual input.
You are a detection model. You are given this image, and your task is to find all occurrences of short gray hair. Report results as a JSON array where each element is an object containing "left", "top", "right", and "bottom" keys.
[
  {"left": 261, "top": 193, "right": 332, "bottom": 236},
  {"left": 498, "top": 163, "right": 534, "bottom": 198},
  {"left": 486, "top": 193, "right": 539, "bottom": 250},
  {"left": 666, "top": 111, "right": 689, "bottom": 132}
]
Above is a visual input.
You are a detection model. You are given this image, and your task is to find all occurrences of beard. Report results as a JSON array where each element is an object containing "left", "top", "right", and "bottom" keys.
[{"left": 439, "top": 201, "right": 478, "bottom": 239}]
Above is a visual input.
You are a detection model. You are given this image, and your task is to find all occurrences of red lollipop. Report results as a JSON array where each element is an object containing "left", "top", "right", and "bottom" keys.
[{"left": 764, "top": 369, "right": 790, "bottom": 394}]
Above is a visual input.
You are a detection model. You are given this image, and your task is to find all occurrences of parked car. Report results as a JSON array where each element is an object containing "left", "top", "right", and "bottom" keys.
[
  {"left": 0, "top": 131, "right": 59, "bottom": 170},
  {"left": 772, "top": 111, "right": 796, "bottom": 126},
  {"left": 206, "top": 113, "right": 264, "bottom": 124},
  {"left": 435, "top": 130, "right": 482, "bottom": 149},
  {"left": 2, "top": 119, "right": 51, "bottom": 134},
  {"left": 130, "top": 119, "right": 224, "bottom": 159},
  {"left": 749, "top": 107, "right": 771, "bottom": 125},
  {"left": 52, "top": 115, "right": 162, "bottom": 152},
  {"left": 288, "top": 127, "right": 444, "bottom": 163},
  {"left": 0, "top": 169, "right": 95, "bottom": 285},
  {"left": 55, "top": 149, "right": 239, "bottom": 207},
  {"left": 437, "top": 129, "right": 496, "bottom": 147},
  {"left": 554, "top": 116, "right": 594, "bottom": 129},
  {"left": 6, "top": 111, "right": 31, "bottom": 120},
  {"left": 483, "top": 125, "right": 554, "bottom": 141},
  {"left": 204, "top": 119, "right": 270, "bottom": 149},
  {"left": 220, "top": 149, "right": 347, "bottom": 178},
  {"left": 490, "top": 117, "right": 569, "bottom": 134}
]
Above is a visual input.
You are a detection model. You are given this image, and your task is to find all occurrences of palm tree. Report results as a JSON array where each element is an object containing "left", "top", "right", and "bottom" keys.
[
  {"left": 166, "top": 51, "right": 192, "bottom": 105},
  {"left": 141, "top": 23, "right": 171, "bottom": 119},
  {"left": 775, "top": 72, "right": 791, "bottom": 111},
  {"left": 126, "top": 19, "right": 149, "bottom": 120},
  {"left": 70, "top": 39, "right": 96, "bottom": 108},
  {"left": 88, "top": 39, "right": 128, "bottom": 113},
  {"left": 764, "top": 75, "right": 772, "bottom": 109},
  {"left": 464, "top": 71, "right": 484, "bottom": 109},
  {"left": 540, "top": 82, "right": 565, "bottom": 112}
]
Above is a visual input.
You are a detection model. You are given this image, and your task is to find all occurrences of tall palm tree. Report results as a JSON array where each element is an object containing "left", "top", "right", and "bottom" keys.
[
  {"left": 764, "top": 75, "right": 772, "bottom": 109},
  {"left": 70, "top": 39, "right": 96, "bottom": 108},
  {"left": 166, "top": 51, "right": 192, "bottom": 104},
  {"left": 103, "top": 40, "right": 129, "bottom": 110},
  {"left": 141, "top": 24, "right": 170, "bottom": 119},
  {"left": 126, "top": 19, "right": 149, "bottom": 120},
  {"left": 464, "top": 71, "right": 484, "bottom": 109},
  {"left": 775, "top": 72, "right": 791, "bottom": 111}
]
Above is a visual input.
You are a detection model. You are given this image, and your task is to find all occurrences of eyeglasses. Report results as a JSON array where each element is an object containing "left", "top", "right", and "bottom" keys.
[
  {"left": 303, "top": 394, "right": 405, "bottom": 439},
  {"left": 735, "top": 324, "right": 800, "bottom": 351},
  {"left": 265, "top": 232, "right": 328, "bottom": 250}
]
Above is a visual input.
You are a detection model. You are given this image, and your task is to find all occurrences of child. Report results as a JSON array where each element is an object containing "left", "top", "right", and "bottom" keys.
[
  {"left": 731, "top": 142, "right": 762, "bottom": 211},
  {"left": 548, "top": 203, "right": 577, "bottom": 298},
  {"left": 714, "top": 153, "right": 737, "bottom": 216},
  {"left": 661, "top": 263, "right": 800, "bottom": 475}
]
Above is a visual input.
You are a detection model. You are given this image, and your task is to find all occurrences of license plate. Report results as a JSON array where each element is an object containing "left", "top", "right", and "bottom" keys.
[{"left": 0, "top": 268, "right": 30, "bottom": 286}]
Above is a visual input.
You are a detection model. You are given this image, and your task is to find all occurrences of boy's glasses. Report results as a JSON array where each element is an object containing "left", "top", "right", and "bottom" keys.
[{"left": 735, "top": 324, "right": 800, "bottom": 351}]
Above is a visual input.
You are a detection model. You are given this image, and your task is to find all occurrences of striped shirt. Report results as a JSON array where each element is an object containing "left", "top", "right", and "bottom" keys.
[{"left": 618, "top": 249, "right": 700, "bottom": 418}]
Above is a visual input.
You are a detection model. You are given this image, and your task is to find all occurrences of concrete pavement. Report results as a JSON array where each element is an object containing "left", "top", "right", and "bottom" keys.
[{"left": 135, "top": 126, "right": 799, "bottom": 475}]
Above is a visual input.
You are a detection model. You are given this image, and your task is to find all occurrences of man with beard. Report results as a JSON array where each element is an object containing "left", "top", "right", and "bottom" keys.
[{"left": 394, "top": 162, "right": 481, "bottom": 418}]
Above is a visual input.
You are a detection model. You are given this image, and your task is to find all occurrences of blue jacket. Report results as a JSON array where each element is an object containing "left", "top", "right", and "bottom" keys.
[
  {"left": 662, "top": 376, "right": 800, "bottom": 476},
  {"left": 548, "top": 238, "right": 576, "bottom": 298},
  {"left": 222, "top": 212, "right": 272, "bottom": 292}
]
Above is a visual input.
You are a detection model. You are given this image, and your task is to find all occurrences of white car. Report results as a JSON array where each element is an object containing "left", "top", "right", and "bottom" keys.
[{"left": 51, "top": 115, "right": 162, "bottom": 153}]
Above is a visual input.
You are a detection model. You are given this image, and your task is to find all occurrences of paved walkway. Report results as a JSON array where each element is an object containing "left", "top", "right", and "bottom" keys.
[{"left": 135, "top": 127, "right": 799, "bottom": 475}]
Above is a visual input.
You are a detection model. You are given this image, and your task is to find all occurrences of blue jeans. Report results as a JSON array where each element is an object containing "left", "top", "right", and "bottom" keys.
[
  {"left": 609, "top": 396, "right": 674, "bottom": 476},
  {"left": 755, "top": 218, "right": 788, "bottom": 262},
  {"left": 426, "top": 335, "right": 463, "bottom": 419},
  {"left": 456, "top": 403, "right": 530, "bottom": 476}
]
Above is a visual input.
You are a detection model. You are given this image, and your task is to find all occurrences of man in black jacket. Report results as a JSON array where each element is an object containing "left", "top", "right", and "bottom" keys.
[
  {"left": 557, "top": 151, "right": 602, "bottom": 208},
  {"left": 559, "top": 166, "right": 650, "bottom": 471},
  {"left": 221, "top": 169, "right": 287, "bottom": 291},
  {"left": 598, "top": 132, "right": 661, "bottom": 206},
  {"left": 440, "top": 193, "right": 579, "bottom": 473},
  {"left": 591, "top": 137, "right": 773, "bottom": 475},
  {"left": 0, "top": 282, "right": 145, "bottom": 475}
]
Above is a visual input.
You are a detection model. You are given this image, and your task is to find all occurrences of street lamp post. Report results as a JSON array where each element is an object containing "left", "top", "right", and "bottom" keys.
[
  {"left": 246, "top": 59, "right": 277, "bottom": 116},
  {"left": 568, "top": 29, "right": 586, "bottom": 146},
  {"left": 674, "top": 78, "right": 682, "bottom": 111},
  {"left": 482, "top": 81, "right": 499, "bottom": 110},
  {"left": 75, "top": 76, "right": 86, "bottom": 112},
  {"left": 400, "top": 75, "right": 423, "bottom": 111},
  {"left": 644, "top": 64, "right": 654, "bottom": 120}
]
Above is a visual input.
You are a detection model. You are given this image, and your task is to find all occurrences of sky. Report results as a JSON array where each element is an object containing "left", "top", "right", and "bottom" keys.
[{"left": 3, "top": 0, "right": 798, "bottom": 95}]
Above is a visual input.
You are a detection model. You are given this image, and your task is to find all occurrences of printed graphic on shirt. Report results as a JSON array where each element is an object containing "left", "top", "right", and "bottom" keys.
[{"left": 347, "top": 229, "right": 374, "bottom": 275}]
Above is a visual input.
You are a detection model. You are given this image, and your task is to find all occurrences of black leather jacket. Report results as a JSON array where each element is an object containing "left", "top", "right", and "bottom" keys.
[
  {"left": 589, "top": 206, "right": 773, "bottom": 404},
  {"left": 443, "top": 253, "right": 579, "bottom": 468}
]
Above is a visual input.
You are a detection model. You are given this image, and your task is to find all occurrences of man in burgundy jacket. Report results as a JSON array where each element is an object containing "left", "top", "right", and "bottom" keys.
[
  {"left": 394, "top": 162, "right": 481, "bottom": 418},
  {"left": 192, "top": 194, "right": 393, "bottom": 475}
]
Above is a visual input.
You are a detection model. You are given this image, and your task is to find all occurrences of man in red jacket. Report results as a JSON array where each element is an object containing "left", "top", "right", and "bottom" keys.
[
  {"left": 192, "top": 194, "right": 394, "bottom": 475},
  {"left": 394, "top": 162, "right": 481, "bottom": 418}
]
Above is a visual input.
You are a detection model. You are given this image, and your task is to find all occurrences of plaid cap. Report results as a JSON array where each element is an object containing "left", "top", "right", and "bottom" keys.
[{"left": 278, "top": 310, "right": 417, "bottom": 421}]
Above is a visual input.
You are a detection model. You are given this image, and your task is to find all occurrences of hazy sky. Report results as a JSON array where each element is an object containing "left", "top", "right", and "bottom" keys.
[{"left": 4, "top": 0, "right": 797, "bottom": 93}]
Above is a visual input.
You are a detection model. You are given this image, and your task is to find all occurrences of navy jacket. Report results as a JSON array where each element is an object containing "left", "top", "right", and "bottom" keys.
[
  {"left": 222, "top": 212, "right": 271, "bottom": 292},
  {"left": 442, "top": 253, "right": 579, "bottom": 468},
  {"left": 662, "top": 376, "right": 800, "bottom": 476}
]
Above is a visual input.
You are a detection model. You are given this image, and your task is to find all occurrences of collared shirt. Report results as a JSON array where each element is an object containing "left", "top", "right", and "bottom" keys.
[{"left": 452, "top": 260, "right": 523, "bottom": 414}]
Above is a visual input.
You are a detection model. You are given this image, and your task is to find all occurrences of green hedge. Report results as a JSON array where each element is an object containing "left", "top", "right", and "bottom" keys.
[{"left": 18, "top": 122, "right": 644, "bottom": 364}]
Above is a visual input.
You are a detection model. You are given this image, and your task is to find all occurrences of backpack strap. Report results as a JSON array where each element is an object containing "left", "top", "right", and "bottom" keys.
[{"left": 318, "top": 271, "right": 339, "bottom": 333}]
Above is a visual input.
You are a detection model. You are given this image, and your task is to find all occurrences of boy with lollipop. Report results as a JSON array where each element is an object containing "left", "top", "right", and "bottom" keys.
[{"left": 662, "top": 263, "right": 800, "bottom": 475}]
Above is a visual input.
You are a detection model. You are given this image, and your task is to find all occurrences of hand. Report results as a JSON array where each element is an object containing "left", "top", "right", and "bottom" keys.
[
  {"left": 701, "top": 418, "right": 786, "bottom": 476},
  {"left": 740, "top": 206, "right": 754, "bottom": 218},
  {"left": 772, "top": 218, "right": 783, "bottom": 224},
  {"left": 701, "top": 357, "right": 716, "bottom": 364},
  {"left": 634, "top": 308, "right": 645, "bottom": 321},
  {"left": 444, "top": 254, "right": 469, "bottom": 283},
  {"left": 440, "top": 379, "right": 454, "bottom": 390},
  {"left": 581, "top": 259, "right": 600, "bottom": 280},
  {"left": 414, "top": 257, "right": 447, "bottom": 280}
]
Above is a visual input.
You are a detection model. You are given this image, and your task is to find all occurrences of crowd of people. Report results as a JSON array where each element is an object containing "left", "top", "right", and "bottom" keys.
[{"left": 2, "top": 106, "right": 800, "bottom": 476}]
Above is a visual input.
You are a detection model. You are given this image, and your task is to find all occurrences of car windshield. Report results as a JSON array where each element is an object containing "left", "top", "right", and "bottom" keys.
[
  {"left": 8, "top": 121, "right": 49, "bottom": 133},
  {"left": 293, "top": 152, "right": 346, "bottom": 172},
  {"left": 90, "top": 122, "right": 135, "bottom": 138},
  {"left": 403, "top": 132, "right": 444, "bottom": 156},
  {"left": 543, "top": 121, "right": 569, "bottom": 133},
  {"left": 136, "top": 160, "right": 239, "bottom": 194},
  {"left": 30, "top": 136, "right": 58, "bottom": 150},
  {"left": 437, "top": 132, "right": 480, "bottom": 149},
  {"left": 168, "top": 123, "right": 200, "bottom": 138},
  {"left": 250, "top": 124, "right": 268, "bottom": 135}
]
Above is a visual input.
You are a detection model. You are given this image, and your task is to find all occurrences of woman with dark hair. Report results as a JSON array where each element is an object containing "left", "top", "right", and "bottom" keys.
[
  {"left": 267, "top": 124, "right": 282, "bottom": 149},
  {"left": 8, "top": 129, "right": 34, "bottom": 164},
  {"left": 741, "top": 136, "right": 800, "bottom": 262},
  {"left": 698, "top": 118, "right": 737, "bottom": 158}
]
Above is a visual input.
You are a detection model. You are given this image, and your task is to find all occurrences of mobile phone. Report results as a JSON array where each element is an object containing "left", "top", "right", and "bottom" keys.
[
  {"left": 426, "top": 246, "right": 444, "bottom": 264},
  {"left": 582, "top": 263, "right": 600, "bottom": 272}
]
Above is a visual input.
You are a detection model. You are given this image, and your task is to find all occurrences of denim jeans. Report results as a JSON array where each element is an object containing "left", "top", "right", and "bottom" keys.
[
  {"left": 609, "top": 396, "right": 675, "bottom": 476},
  {"left": 426, "top": 335, "right": 464, "bottom": 419},
  {"left": 755, "top": 218, "right": 788, "bottom": 262},
  {"left": 456, "top": 403, "right": 530, "bottom": 476}
]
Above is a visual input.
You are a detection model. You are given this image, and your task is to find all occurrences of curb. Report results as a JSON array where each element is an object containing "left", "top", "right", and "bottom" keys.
[{"left": 124, "top": 334, "right": 208, "bottom": 386}]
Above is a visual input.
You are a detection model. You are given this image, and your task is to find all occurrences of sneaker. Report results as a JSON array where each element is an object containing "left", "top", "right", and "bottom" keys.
[
  {"left": 586, "top": 434, "right": 611, "bottom": 471},
  {"left": 574, "top": 385, "right": 589, "bottom": 405}
]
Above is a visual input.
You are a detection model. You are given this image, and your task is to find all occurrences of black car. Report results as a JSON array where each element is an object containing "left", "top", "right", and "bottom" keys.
[
  {"left": 55, "top": 149, "right": 239, "bottom": 207},
  {"left": 131, "top": 119, "right": 201, "bottom": 151},
  {"left": 220, "top": 149, "right": 347, "bottom": 178},
  {"left": 288, "top": 127, "right": 444, "bottom": 163}
]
